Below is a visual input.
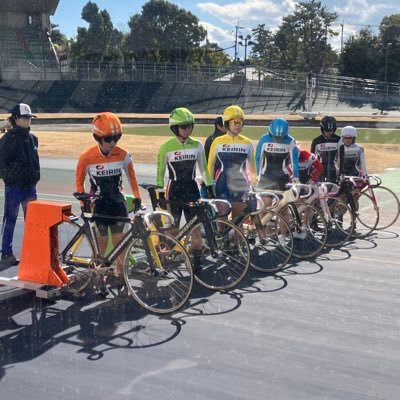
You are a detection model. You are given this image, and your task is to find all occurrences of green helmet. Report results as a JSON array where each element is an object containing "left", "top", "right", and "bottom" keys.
[{"left": 169, "top": 107, "right": 195, "bottom": 127}]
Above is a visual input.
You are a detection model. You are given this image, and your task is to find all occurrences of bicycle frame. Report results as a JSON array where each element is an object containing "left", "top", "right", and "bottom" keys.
[{"left": 62, "top": 211, "right": 170, "bottom": 270}]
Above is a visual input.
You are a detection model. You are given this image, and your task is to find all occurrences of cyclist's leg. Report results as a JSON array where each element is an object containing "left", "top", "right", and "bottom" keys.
[{"left": 94, "top": 200, "right": 128, "bottom": 277}]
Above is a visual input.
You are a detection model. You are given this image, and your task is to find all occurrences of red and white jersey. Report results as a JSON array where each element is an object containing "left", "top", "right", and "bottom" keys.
[
  {"left": 288, "top": 150, "right": 324, "bottom": 183},
  {"left": 76, "top": 145, "right": 140, "bottom": 202}
]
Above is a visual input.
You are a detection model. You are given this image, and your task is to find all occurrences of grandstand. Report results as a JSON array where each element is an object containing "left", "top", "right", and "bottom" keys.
[{"left": 0, "top": 0, "right": 59, "bottom": 78}]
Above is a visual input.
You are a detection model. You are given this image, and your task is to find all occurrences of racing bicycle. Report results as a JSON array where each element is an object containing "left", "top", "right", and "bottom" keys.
[{"left": 57, "top": 192, "right": 193, "bottom": 314}]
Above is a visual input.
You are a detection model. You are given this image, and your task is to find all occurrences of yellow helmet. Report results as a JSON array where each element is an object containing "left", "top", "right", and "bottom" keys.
[{"left": 223, "top": 105, "right": 245, "bottom": 123}]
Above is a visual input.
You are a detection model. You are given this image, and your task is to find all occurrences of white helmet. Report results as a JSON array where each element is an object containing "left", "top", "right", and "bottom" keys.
[{"left": 341, "top": 126, "right": 357, "bottom": 138}]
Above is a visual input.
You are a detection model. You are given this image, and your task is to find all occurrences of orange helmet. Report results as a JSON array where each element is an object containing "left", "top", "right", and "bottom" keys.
[{"left": 92, "top": 112, "right": 122, "bottom": 138}]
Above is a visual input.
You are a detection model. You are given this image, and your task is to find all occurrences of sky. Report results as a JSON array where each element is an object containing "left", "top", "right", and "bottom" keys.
[{"left": 52, "top": 0, "right": 399, "bottom": 57}]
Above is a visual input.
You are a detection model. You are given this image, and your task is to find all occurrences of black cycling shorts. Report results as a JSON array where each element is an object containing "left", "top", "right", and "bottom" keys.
[
  {"left": 94, "top": 199, "right": 128, "bottom": 236},
  {"left": 167, "top": 180, "right": 200, "bottom": 227}
]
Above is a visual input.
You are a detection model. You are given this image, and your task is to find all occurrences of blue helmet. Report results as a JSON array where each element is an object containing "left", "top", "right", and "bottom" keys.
[{"left": 269, "top": 118, "right": 289, "bottom": 140}]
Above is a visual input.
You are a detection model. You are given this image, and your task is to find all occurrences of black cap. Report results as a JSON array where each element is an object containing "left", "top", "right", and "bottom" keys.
[
  {"left": 10, "top": 103, "right": 37, "bottom": 118},
  {"left": 214, "top": 116, "right": 223, "bottom": 127}
]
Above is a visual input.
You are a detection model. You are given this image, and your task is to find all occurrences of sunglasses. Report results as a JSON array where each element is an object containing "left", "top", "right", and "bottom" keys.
[
  {"left": 178, "top": 124, "right": 193, "bottom": 130},
  {"left": 229, "top": 119, "right": 244, "bottom": 125},
  {"left": 102, "top": 134, "right": 122, "bottom": 143}
]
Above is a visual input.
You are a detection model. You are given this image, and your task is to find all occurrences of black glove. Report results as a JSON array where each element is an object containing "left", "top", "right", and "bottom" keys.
[
  {"left": 158, "top": 192, "right": 168, "bottom": 209},
  {"left": 133, "top": 198, "right": 142, "bottom": 212},
  {"left": 206, "top": 185, "right": 215, "bottom": 199}
]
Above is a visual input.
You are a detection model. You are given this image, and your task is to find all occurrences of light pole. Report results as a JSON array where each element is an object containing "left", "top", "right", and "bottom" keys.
[
  {"left": 383, "top": 42, "right": 392, "bottom": 112},
  {"left": 384, "top": 42, "right": 392, "bottom": 91},
  {"left": 239, "top": 34, "right": 254, "bottom": 83}
]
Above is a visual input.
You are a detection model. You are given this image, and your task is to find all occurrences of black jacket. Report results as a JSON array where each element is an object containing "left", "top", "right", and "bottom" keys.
[
  {"left": 0, "top": 126, "right": 40, "bottom": 188},
  {"left": 204, "top": 129, "right": 225, "bottom": 162}
]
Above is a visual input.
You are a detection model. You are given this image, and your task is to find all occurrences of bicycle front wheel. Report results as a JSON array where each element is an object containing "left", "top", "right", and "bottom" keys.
[
  {"left": 57, "top": 221, "right": 94, "bottom": 294},
  {"left": 242, "top": 211, "right": 293, "bottom": 273},
  {"left": 366, "top": 186, "right": 400, "bottom": 230},
  {"left": 280, "top": 202, "right": 328, "bottom": 259},
  {"left": 123, "top": 231, "right": 193, "bottom": 314},
  {"left": 351, "top": 191, "right": 379, "bottom": 238},
  {"left": 184, "top": 219, "right": 250, "bottom": 290},
  {"left": 325, "top": 197, "right": 355, "bottom": 247}
]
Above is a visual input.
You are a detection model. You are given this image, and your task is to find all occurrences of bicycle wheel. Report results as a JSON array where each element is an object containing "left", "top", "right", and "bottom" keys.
[
  {"left": 350, "top": 191, "right": 379, "bottom": 238},
  {"left": 123, "top": 231, "right": 193, "bottom": 314},
  {"left": 184, "top": 219, "right": 250, "bottom": 290},
  {"left": 366, "top": 186, "right": 400, "bottom": 230},
  {"left": 280, "top": 202, "right": 328, "bottom": 259},
  {"left": 57, "top": 221, "right": 94, "bottom": 294},
  {"left": 241, "top": 210, "right": 293, "bottom": 273},
  {"left": 324, "top": 197, "right": 355, "bottom": 247}
]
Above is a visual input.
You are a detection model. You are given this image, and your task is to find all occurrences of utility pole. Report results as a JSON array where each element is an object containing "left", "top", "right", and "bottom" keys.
[
  {"left": 340, "top": 22, "right": 344, "bottom": 54},
  {"left": 234, "top": 22, "right": 243, "bottom": 65}
]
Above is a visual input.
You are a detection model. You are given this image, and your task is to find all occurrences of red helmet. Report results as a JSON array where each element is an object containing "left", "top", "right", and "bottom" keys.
[{"left": 298, "top": 149, "right": 312, "bottom": 163}]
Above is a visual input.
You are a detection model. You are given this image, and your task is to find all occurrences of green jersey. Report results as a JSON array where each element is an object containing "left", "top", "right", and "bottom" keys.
[{"left": 156, "top": 136, "right": 212, "bottom": 187}]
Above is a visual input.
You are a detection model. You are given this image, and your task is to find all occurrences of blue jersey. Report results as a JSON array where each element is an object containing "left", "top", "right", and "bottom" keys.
[{"left": 255, "top": 134, "right": 299, "bottom": 181}]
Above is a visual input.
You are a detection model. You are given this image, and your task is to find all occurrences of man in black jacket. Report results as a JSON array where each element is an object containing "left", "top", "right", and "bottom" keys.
[
  {"left": 0, "top": 103, "right": 40, "bottom": 267},
  {"left": 204, "top": 116, "right": 226, "bottom": 162}
]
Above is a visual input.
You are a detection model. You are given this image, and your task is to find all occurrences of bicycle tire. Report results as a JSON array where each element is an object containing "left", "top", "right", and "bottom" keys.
[
  {"left": 123, "top": 231, "right": 193, "bottom": 314},
  {"left": 365, "top": 186, "right": 400, "bottom": 230},
  {"left": 320, "top": 197, "right": 355, "bottom": 248},
  {"left": 57, "top": 221, "right": 94, "bottom": 294},
  {"left": 350, "top": 191, "right": 379, "bottom": 238},
  {"left": 241, "top": 210, "right": 293, "bottom": 273},
  {"left": 184, "top": 219, "right": 250, "bottom": 290},
  {"left": 280, "top": 202, "right": 328, "bottom": 259}
]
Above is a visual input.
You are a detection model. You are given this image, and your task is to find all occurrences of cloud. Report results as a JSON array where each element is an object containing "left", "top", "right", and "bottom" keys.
[
  {"left": 333, "top": 0, "right": 395, "bottom": 26},
  {"left": 199, "top": 21, "right": 233, "bottom": 44},
  {"left": 197, "top": 0, "right": 292, "bottom": 25}
]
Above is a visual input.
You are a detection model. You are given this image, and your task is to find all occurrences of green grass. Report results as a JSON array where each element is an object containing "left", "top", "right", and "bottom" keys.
[{"left": 124, "top": 125, "right": 400, "bottom": 144}]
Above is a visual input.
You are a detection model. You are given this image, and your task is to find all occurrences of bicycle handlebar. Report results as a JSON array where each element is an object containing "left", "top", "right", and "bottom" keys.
[
  {"left": 318, "top": 182, "right": 340, "bottom": 196},
  {"left": 286, "top": 183, "right": 313, "bottom": 199},
  {"left": 143, "top": 211, "right": 175, "bottom": 229},
  {"left": 367, "top": 175, "right": 382, "bottom": 186}
]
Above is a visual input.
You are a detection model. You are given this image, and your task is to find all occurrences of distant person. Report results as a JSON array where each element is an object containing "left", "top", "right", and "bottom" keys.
[
  {"left": 311, "top": 115, "right": 341, "bottom": 183},
  {"left": 76, "top": 112, "right": 141, "bottom": 280},
  {"left": 204, "top": 116, "right": 227, "bottom": 162},
  {"left": 0, "top": 103, "right": 40, "bottom": 267}
]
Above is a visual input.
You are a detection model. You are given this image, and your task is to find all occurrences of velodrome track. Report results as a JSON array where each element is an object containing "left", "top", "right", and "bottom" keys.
[{"left": 0, "top": 159, "right": 400, "bottom": 399}]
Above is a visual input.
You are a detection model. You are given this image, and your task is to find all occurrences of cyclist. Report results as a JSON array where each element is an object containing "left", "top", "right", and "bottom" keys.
[
  {"left": 156, "top": 107, "right": 213, "bottom": 272},
  {"left": 288, "top": 149, "right": 324, "bottom": 184},
  {"left": 311, "top": 115, "right": 341, "bottom": 183},
  {"left": 256, "top": 117, "right": 299, "bottom": 190},
  {"left": 156, "top": 107, "right": 213, "bottom": 222},
  {"left": 207, "top": 105, "right": 256, "bottom": 218},
  {"left": 76, "top": 112, "right": 141, "bottom": 279},
  {"left": 336, "top": 125, "right": 367, "bottom": 183}
]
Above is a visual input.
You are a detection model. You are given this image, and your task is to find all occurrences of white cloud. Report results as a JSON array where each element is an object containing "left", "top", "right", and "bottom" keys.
[
  {"left": 197, "top": 0, "right": 284, "bottom": 25},
  {"left": 200, "top": 21, "right": 233, "bottom": 44},
  {"left": 333, "top": 0, "right": 392, "bottom": 25}
]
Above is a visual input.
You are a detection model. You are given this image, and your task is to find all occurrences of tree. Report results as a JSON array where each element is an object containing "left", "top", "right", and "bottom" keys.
[
  {"left": 274, "top": 0, "right": 338, "bottom": 73},
  {"left": 250, "top": 24, "right": 280, "bottom": 69},
  {"left": 125, "top": 0, "right": 206, "bottom": 62},
  {"left": 70, "top": 1, "right": 124, "bottom": 62},
  {"left": 339, "top": 28, "right": 381, "bottom": 79}
]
